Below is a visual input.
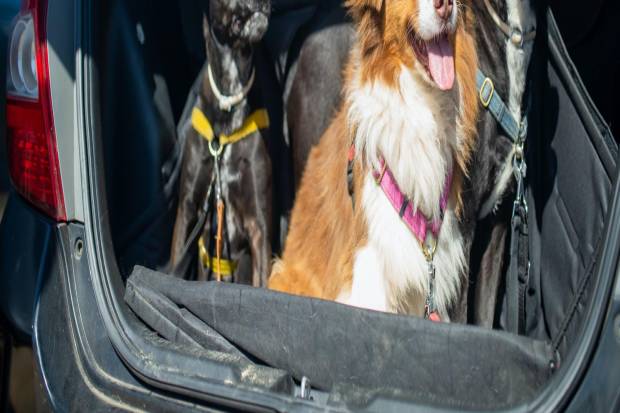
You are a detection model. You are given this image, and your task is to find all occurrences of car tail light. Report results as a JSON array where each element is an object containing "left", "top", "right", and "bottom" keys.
[{"left": 6, "top": 0, "right": 65, "bottom": 221}]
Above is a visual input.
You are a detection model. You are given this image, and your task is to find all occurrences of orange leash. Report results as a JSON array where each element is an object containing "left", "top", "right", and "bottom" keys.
[{"left": 215, "top": 199, "right": 225, "bottom": 281}]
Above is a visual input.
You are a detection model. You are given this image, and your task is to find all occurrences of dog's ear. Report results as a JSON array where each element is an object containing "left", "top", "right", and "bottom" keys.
[
  {"left": 346, "top": 0, "right": 383, "bottom": 13},
  {"left": 203, "top": 13, "right": 211, "bottom": 42},
  {"left": 346, "top": 0, "right": 384, "bottom": 23},
  {"left": 346, "top": 0, "right": 383, "bottom": 12}
]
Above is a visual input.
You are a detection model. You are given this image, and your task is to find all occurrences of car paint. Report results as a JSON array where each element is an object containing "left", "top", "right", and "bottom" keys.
[{"left": 47, "top": 0, "right": 84, "bottom": 222}]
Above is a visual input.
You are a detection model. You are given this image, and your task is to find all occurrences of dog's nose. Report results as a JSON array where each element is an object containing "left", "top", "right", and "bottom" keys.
[{"left": 433, "top": 0, "right": 453, "bottom": 20}]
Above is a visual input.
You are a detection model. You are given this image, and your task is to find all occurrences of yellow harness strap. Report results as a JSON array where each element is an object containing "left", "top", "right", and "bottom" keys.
[
  {"left": 198, "top": 236, "right": 237, "bottom": 276},
  {"left": 191, "top": 107, "right": 269, "bottom": 146},
  {"left": 191, "top": 107, "right": 268, "bottom": 279}
]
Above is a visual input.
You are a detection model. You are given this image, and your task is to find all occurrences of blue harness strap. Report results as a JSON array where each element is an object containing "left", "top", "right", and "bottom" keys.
[
  {"left": 477, "top": 68, "right": 530, "bottom": 336},
  {"left": 476, "top": 69, "right": 526, "bottom": 143}
]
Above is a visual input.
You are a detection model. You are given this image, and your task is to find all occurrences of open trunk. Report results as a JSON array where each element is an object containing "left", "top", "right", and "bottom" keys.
[{"left": 84, "top": 0, "right": 619, "bottom": 410}]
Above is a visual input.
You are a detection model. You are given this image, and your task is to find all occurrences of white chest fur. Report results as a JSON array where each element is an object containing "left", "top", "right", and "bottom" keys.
[{"left": 338, "top": 66, "right": 466, "bottom": 316}]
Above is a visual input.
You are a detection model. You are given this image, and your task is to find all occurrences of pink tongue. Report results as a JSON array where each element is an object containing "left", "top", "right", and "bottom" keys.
[{"left": 427, "top": 36, "right": 455, "bottom": 90}]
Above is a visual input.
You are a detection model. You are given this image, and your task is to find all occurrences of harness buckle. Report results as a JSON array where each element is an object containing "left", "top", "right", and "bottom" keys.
[
  {"left": 479, "top": 77, "right": 494, "bottom": 108},
  {"left": 512, "top": 152, "right": 528, "bottom": 219}
]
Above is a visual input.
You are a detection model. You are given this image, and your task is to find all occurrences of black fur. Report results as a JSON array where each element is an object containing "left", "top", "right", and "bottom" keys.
[
  {"left": 454, "top": 0, "right": 536, "bottom": 326},
  {"left": 169, "top": 0, "right": 272, "bottom": 286}
]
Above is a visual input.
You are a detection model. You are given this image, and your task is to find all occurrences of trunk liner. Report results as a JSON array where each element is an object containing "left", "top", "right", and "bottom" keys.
[{"left": 126, "top": 266, "right": 555, "bottom": 409}]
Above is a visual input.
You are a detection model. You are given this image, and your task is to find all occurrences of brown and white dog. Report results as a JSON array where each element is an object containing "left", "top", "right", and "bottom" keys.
[{"left": 268, "top": 0, "right": 478, "bottom": 319}]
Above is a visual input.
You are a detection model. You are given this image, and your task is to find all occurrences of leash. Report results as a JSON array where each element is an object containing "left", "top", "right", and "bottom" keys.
[
  {"left": 169, "top": 170, "right": 216, "bottom": 278},
  {"left": 476, "top": 70, "right": 530, "bottom": 335},
  {"left": 191, "top": 106, "right": 270, "bottom": 280}
]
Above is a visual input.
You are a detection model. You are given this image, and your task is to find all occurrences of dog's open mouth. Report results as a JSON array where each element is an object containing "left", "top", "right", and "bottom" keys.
[{"left": 410, "top": 32, "right": 455, "bottom": 91}]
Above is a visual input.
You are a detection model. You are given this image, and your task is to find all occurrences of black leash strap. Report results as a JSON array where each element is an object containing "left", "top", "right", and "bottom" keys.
[
  {"left": 505, "top": 142, "right": 530, "bottom": 335},
  {"left": 506, "top": 203, "right": 529, "bottom": 334},
  {"left": 169, "top": 172, "right": 215, "bottom": 277}
]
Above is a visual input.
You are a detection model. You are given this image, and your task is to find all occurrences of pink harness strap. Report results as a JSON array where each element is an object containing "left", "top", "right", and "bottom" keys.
[{"left": 372, "top": 158, "right": 453, "bottom": 245}]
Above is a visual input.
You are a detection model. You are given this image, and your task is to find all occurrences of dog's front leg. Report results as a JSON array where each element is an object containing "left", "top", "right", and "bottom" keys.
[
  {"left": 243, "top": 183, "right": 272, "bottom": 287},
  {"left": 241, "top": 143, "right": 273, "bottom": 287},
  {"left": 245, "top": 214, "right": 271, "bottom": 287},
  {"left": 338, "top": 246, "right": 390, "bottom": 313}
]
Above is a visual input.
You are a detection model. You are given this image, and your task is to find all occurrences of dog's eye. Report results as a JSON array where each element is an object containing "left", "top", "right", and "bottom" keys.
[{"left": 231, "top": 17, "right": 242, "bottom": 34}]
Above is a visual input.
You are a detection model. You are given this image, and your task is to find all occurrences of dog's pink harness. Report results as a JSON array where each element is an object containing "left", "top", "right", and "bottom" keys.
[
  {"left": 372, "top": 159, "right": 453, "bottom": 246},
  {"left": 367, "top": 156, "right": 453, "bottom": 323},
  {"left": 347, "top": 147, "right": 452, "bottom": 321}
]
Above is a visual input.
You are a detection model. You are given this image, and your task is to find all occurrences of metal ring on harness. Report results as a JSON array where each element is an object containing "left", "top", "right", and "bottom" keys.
[
  {"left": 420, "top": 236, "right": 438, "bottom": 262},
  {"left": 208, "top": 139, "right": 224, "bottom": 157}
]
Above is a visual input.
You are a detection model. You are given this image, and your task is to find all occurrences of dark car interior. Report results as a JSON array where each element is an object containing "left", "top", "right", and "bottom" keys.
[{"left": 91, "top": 0, "right": 619, "bottom": 410}]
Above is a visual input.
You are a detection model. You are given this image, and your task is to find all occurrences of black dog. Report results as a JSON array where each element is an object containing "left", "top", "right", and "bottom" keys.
[
  {"left": 169, "top": 0, "right": 272, "bottom": 286},
  {"left": 282, "top": 1, "right": 354, "bottom": 188},
  {"left": 458, "top": 0, "right": 538, "bottom": 328}
]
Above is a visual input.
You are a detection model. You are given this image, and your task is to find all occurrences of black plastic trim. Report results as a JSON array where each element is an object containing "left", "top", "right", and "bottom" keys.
[{"left": 546, "top": 10, "right": 617, "bottom": 177}]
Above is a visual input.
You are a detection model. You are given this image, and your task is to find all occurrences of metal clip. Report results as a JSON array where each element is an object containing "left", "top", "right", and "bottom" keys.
[
  {"left": 300, "top": 376, "right": 312, "bottom": 400},
  {"left": 424, "top": 258, "right": 436, "bottom": 318},
  {"left": 512, "top": 143, "right": 528, "bottom": 219},
  {"left": 210, "top": 141, "right": 222, "bottom": 201}
]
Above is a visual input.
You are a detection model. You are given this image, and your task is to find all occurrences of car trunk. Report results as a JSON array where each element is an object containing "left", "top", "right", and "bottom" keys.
[{"left": 84, "top": 0, "right": 618, "bottom": 410}]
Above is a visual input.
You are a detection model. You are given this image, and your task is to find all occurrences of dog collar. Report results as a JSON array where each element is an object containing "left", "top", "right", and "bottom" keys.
[
  {"left": 207, "top": 64, "right": 255, "bottom": 112},
  {"left": 483, "top": 0, "right": 536, "bottom": 48},
  {"left": 372, "top": 158, "right": 452, "bottom": 250}
]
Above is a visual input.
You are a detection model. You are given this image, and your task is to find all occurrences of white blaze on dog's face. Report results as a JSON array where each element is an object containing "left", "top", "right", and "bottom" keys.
[{"left": 409, "top": 0, "right": 459, "bottom": 90}]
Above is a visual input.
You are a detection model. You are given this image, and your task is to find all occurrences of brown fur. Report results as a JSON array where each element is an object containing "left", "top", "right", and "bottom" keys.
[
  {"left": 269, "top": 0, "right": 479, "bottom": 303},
  {"left": 268, "top": 110, "right": 368, "bottom": 298}
]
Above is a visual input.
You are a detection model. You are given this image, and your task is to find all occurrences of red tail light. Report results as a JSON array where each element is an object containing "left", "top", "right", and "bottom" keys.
[{"left": 6, "top": 0, "right": 66, "bottom": 221}]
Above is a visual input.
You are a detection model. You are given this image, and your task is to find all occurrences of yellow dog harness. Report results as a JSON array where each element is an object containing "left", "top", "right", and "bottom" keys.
[
  {"left": 191, "top": 106, "right": 269, "bottom": 279},
  {"left": 198, "top": 236, "right": 237, "bottom": 276},
  {"left": 191, "top": 107, "right": 270, "bottom": 146}
]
